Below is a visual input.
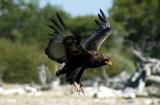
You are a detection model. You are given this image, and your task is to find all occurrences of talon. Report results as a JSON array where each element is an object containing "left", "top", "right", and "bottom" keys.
[
  {"left": 74, "top": 82, "right": 85, "bottom": 94},
  {"left": 74, "top": 82, "right": 80, "bottom": 93},
  {"left": 80, "top": 87, "right": 84, "bottom": 94},
  {"left": 79, "top": 83, "right": 84, "bottom": 94}
]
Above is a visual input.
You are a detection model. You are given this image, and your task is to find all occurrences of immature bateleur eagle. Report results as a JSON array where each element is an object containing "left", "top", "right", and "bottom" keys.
[{"left": 45, "top": 9, "right": 112, "bottom": 93}]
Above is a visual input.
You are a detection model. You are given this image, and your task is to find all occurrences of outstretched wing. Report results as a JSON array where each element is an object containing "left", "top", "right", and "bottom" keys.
[
  {"left": 82, "top": 9, "right": 111, "bottom": 51},
  {"left": 45, "top": 13, "right": 81, "bottom": 63}
]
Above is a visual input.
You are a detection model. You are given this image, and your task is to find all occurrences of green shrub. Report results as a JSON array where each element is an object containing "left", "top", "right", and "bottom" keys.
[{"left": 0, "top": 38, "right": 56, "bottom": 83}]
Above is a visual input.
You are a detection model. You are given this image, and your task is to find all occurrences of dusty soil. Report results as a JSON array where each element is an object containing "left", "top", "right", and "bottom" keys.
[
  {"left": 0, "top": 92, "right": 160, "bottom": 105},
  {"left": 0, "top": 85, "right": 159, "bottom": 105},
  {"left": 0, "top": 95, "right": 160, "bottom": 105}
]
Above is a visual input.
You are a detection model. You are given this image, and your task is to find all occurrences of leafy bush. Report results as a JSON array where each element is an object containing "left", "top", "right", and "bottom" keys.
[{"left": 0, "top": 38, "right": 56, "bottom": 83}]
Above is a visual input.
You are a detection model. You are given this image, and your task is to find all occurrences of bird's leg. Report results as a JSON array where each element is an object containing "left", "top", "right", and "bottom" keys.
[
  {"left": 74, "top": 82, "right": 84, "bottom": 94},
  {"left": 74, "top": 82, "right": 81, "bottom": 93},
  {"left": 80, "top": 82, "right": 84, "bottom": 94}
]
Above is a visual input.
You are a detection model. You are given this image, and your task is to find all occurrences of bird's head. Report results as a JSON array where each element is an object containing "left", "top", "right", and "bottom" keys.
[
  {"left": 91, "top": 52, "right": 112, "bottom": 66},
  {"left": 103, "top": 56, "right": 112, "bottom": 66}
]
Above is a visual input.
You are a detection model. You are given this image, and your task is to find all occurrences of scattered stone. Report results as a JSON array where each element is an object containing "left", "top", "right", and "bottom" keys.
[
  {"left": 3, "top": 88, "right": 26, "bottom": 95},
  {"left": 24, "top": 86, "right": 38, "bottom": 93},
  {"left": 122, "top": 88, "right": 136, "bottom": 99}
]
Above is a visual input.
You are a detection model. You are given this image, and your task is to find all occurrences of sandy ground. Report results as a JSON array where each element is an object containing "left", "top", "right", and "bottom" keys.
[
  {"left": 0, "top": 95, "right": 160, "bottom": 105},
  {"left": 0, "top": 85, "right": 160, "bottom": 105}
]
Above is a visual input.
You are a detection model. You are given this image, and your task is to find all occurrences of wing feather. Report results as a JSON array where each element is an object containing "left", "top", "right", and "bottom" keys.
[
  {"left": 82, "top": 9, "right": 111, "bottom": 51},
  {"left": 50, "top": 18, "right": 63, "bottom": 30},
  {"left": 45, "top": 14, "right": 75, "bottom": 63},
  {"left": 45, "top": 13, "right": 85, "bottom": 63},
  {"left": 56, "top": 13, "right": 67, "bottom": 29}
]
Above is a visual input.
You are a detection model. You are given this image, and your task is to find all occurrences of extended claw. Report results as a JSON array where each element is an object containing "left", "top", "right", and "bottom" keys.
[
  {"left": 80, "top": 83, "right": 84, "bottom": 94},
  {"left": 74, "top": 82, "right": 85, "bottom": 94}
]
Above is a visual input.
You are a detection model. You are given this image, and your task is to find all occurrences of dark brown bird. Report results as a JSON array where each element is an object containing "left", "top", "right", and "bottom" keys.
[{"left": 45, "top": 9, "right": 112, "bottom": 93}]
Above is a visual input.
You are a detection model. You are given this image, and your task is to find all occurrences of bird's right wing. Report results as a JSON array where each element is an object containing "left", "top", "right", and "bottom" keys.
[
  {"left": 45, "top": 13, "right": 84, "bottom": 63},
  {"left": 45, "top": 13, "right": 80, "bottom": 63},
  {"left": 82, "top": 9, "right": 111, "bottom": 51}
]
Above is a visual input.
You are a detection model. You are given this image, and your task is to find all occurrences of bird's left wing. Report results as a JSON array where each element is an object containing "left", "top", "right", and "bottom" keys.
[
  {"left": 45, "top": 13, "right": 81, "bottom": 63},
  {"left": 82, "top": 9, "right": 111, "bottom": 51}
]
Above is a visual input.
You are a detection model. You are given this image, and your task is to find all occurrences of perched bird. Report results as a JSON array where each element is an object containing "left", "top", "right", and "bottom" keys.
[{"left": 45, "top": 9, "right": 112, "bottom": 93}]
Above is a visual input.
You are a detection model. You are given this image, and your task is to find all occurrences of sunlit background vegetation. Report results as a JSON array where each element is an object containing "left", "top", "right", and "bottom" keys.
[{"left": 0, "top": 0, "right": 159, "bottom": 83}]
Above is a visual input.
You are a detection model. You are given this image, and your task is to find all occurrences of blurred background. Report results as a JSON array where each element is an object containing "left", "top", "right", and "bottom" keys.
[{"left": 0, "top": 0, "right": 160, "bottom": 105}]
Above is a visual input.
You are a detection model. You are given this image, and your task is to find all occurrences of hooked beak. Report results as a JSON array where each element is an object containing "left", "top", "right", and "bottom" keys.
[{"left": 105, "top": 60, "right": 112, "bottom": 65}]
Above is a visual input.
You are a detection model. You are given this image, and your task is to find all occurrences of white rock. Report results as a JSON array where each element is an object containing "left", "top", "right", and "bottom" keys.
[
  {"left": 0, "top": 87, "right": 4, "bottom": 93},
  {"left": 122, "top": 88, "right": 136, "bottom": 99},
  {"left": 92, "top": 85, "right": 122, "bottom": 98},
  {"left": 144, "top": 99, "right": 153, "bottom": 105},
  {"left": 24, "top": 86, "right": 37, "bottom": 93},
  {"left": 3, "top": 88, "right": 26, "bottom": 95},
  {"left": 84, "top": 87, "right": 97, "bottom": 96},
  {"left": 50, "top": 78, "right": 60, "bottom": 90}
]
